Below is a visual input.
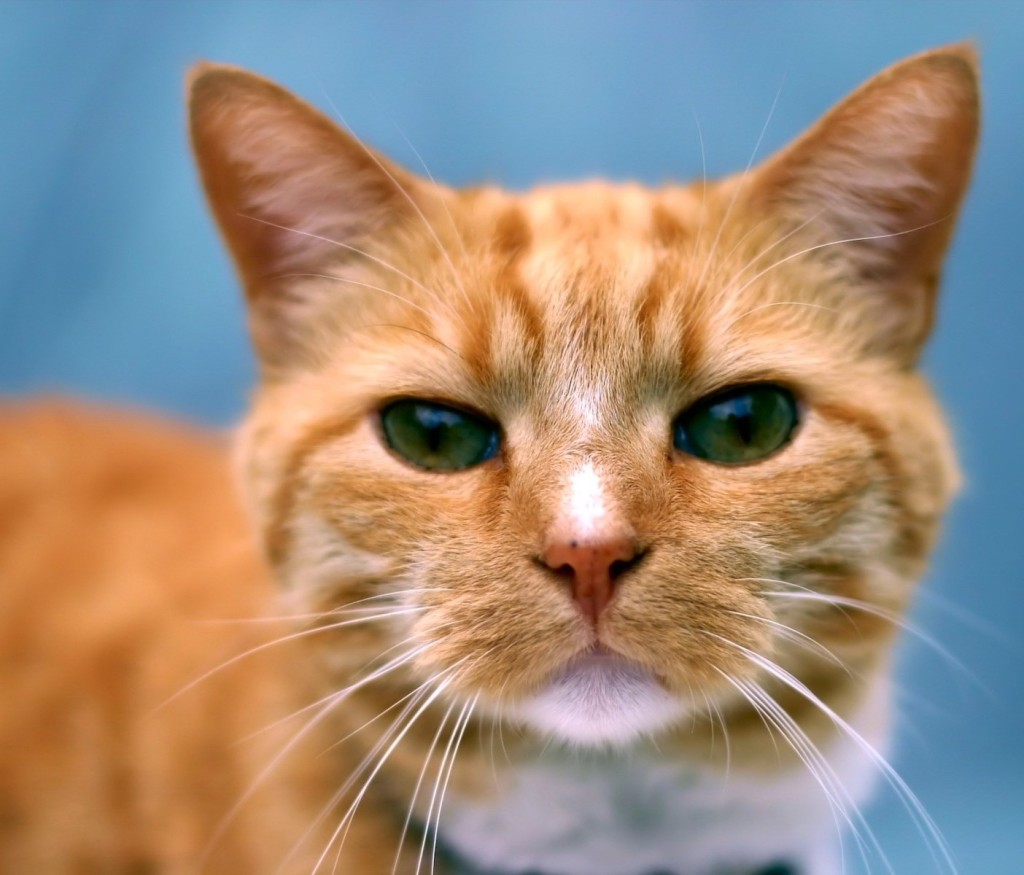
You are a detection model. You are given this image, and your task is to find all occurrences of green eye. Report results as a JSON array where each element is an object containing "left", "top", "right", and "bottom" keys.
[
  {"left": 380, "top": 399, "right": 500, "bottom": 471},
  {"left": 673, "top": 384, "right": 799, "bottom": 465}
]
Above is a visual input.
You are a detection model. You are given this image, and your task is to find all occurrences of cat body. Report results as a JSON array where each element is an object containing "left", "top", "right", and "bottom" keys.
[
  {"left": 0, "top": 45, "right": 979, "bottom": 875},
  {"left": 0, "top": 404, "right": 335, "bottom": 872}
]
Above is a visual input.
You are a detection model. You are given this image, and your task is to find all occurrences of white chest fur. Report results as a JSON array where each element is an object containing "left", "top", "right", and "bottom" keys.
[{"left": 439, "top": 683, "right": 889, "bottom": 875}]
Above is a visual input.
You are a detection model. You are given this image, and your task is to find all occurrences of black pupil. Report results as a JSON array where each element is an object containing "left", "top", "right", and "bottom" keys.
[
  {"left": 729, "top": 401, "right": 755, "bottom": 445},
  {"left": 422, "top": 413, "right": 445, "bottom": 451}
]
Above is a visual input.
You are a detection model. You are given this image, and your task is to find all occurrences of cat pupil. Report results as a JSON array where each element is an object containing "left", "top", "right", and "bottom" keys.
[
  {"left": 731, "top": 410, "right": 754, "bottom": 446},
  {"left": 424, "top": 420, "right": 443, "bottom": 453}
]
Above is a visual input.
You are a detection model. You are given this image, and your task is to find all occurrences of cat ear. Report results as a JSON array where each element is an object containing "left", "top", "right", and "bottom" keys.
[
  {"left": 747, "top": 44, "right": 980, "bottom": 364},
  {"left": 188, "top": 63, "right": 422, "bottom": 371}
]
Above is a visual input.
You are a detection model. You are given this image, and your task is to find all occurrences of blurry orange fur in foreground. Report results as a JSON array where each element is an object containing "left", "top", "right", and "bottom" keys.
[{"left": 0, "top": 405, "right": 337, "bottom": 872}]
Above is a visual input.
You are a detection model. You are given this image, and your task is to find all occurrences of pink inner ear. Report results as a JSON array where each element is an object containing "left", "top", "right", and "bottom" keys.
[
  {"left": 752, "top": 51, "right": 977, "bottom": 241},
  {"left": 190, "top": 65, "right": 432, "bottom": 371},
  {"left": 741, "top": 50, "right": 978, "bottom": 364}
]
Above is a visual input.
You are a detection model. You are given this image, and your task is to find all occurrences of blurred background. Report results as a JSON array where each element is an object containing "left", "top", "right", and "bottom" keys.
[{"left": 1, "top": 1, "right": 1021, "bottom": 871}]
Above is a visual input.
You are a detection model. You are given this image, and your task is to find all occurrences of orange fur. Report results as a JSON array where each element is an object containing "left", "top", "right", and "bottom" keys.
[{"left": 0, "top": 44, "right": 978, "bottom": 874}]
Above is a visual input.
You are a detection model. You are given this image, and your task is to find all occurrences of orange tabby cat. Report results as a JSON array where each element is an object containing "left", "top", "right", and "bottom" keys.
[{"left": 0, "top": 44, "right": 978, "bottom": 875}]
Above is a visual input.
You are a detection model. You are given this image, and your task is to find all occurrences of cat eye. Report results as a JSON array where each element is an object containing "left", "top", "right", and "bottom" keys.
[
  {"left": 380, "top": 399, "right": 500, "bottom": 471},
  {"left": 673, "top": 384, "right": 799, "bottom": 465}
]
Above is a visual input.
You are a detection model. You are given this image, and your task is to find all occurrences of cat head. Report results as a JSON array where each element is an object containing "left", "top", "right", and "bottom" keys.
[{"left": 189, "top": 46, "right": 978, "bottom": 747}]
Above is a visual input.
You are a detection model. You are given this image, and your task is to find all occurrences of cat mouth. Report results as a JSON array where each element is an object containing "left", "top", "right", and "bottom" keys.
[{"left": 512, "top": 646, "right": 690, "bottom": 747}]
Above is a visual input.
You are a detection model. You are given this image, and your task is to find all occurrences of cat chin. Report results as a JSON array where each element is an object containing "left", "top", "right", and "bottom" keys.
[{"left": 510, "top": 650, "right": 690, "bottom": 748}]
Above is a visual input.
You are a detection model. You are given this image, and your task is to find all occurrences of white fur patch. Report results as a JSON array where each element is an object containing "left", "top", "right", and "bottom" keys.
[
  {"left": 565, "top": 462, "right": 607, "bottom": 536},
  {"left": 442, "top": 678, "right": 891, "bottom": 875},
  {"left": 512, "top": 651, "right": 690, "bottom": 746}
]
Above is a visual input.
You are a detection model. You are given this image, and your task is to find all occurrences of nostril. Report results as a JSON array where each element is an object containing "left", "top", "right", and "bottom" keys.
[
  {"left": 609, "top": 550, "right": 645, "bottom": 580},
  {"left": 532, "top": 557, "right": 578, "bottom": 585},
  {"left": 551, "top": 562, "right": 575, "bottom": 580}
]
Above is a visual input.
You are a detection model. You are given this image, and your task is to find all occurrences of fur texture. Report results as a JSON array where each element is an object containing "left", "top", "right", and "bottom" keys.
[{"left": 0, "top": 44, "right": 979, "bottom": 874}]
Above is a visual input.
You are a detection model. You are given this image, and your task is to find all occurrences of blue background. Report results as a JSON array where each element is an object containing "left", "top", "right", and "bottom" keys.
[{"left": 2, "top": 1, "right": 1021, "bottom": 872}]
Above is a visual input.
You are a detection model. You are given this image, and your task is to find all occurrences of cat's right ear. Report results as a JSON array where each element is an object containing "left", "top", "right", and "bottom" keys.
[
  {"left": 188, "top": 63, "right": 421, "bottom": 372},
  {"left": 743, "top": 45, "right": 980, "bottom": 367}
]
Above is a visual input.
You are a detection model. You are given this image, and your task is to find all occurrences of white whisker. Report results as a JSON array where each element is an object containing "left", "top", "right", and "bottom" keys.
[
  {"left": 712, "top": 633, "right": 957, "bottom": 874},
  {"left": 393, "top": 122, "right": 471, "bottom": 263},
  {"left": 159, "top": 607, "right": 425, "bottom": 710},
  {"left": 202, "top": 643, "right": 431, "bottom": 869},
  {"left": 201, "top": 687, "right": 344, "bottom": 871},
  {"left": 318, "top": 95, "right": 470, "bottom": 303},
  {"left": 274, "top": 272, "right": 439, "bottom": 323},
  {"left": 718, "top": 216, "right": 949, "bottom": 306},
  {"left": 314, "top": 676, "right": 456, "bottom": 874},
  {"left": 240, "top": 636, "right": 430, "bottom": 745},
  {"left": 720, "top": 300, "right": 839, "bottom": 334},
  {"left": 199, "top": 589, "right": 435, "bottom": 625},
  {"left": 392, "top": 699, "right": 460, "bottom": 875},
  {"left": 701, "top": 216, "right": 781, "bottom": 288},
  {"left": 688, "top": 109, "right": 708, "bottom": 259},
  {"left": 277, "top": 669, "right": 457, "bottom": 875},
  {"left": 418, "top": 696, "right": 475, "bottom": 875},
  {"left": 365, "top": 322, "right": 466, "bottom": 361},
  {"left": 693, "top": 78, "right": 785, "bottom": 296},
  {"left": 430, "top": 693, "right": 479, "bottom": 875},
  {"left": 289, "top": 686, "right": 433, "bottom": 875},
  {"left": 916, "top": 589, "right": 1017, "bottom": 650},
  {"left": 299, "top": 684, "right": 435, "bottom": 875},
  {"left": 710, "top": 207, "right": 825, "bottom": 294},
  {"left": 317, "top": 647, "right": 494, "bottom": 873},
  {"left": 761, "top": 588, "right": 989, "bottom": 696},
  {"left": 240, "top": 214, "right": 446, "bottom": 306},
  {"left": 699, "top": 687, "right": 732, "bottom": 787},
  {"left": 724, "top": 609, "right": 849, "bottom": 671},
  {"left": 730, "top": 672, "right": 880, "bottom": 873}
]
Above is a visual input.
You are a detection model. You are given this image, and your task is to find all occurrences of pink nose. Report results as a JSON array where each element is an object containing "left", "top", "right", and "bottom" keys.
[{"left": 541, "top": 534, "right": 641, "bottom": 626}]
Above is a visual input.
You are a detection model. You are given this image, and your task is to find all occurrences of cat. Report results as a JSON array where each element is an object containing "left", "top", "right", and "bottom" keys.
[{"left": 0, "top": 43, "right": 979, "bottom": 875}]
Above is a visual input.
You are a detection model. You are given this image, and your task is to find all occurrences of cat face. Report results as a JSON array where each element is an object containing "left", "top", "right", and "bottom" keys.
[{"left": 190, "top": 47, "right": 977, "bottom": 748}]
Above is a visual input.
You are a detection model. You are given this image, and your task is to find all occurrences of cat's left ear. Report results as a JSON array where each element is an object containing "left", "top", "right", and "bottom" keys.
[
  {"left": 188, "top": 63, "right": 430, "bottom": 373},
  {"left": 747, "top": 43, "right": 980, "bottom": 365}
]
